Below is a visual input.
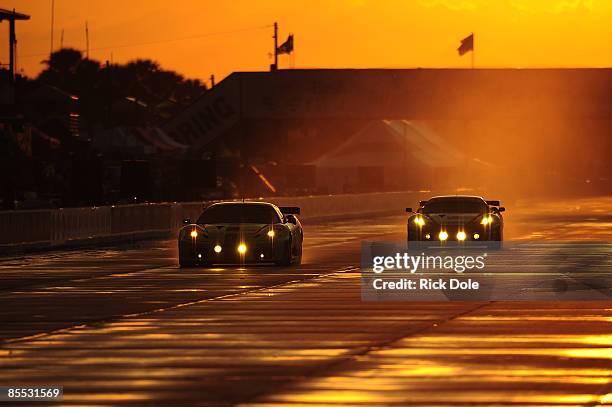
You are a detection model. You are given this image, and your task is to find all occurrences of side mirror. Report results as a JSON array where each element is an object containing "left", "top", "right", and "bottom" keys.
[
  {"left": 405, "top": 207, "right": 413, "bottom": 213},
  {"left": 183, "top": 218, "right": 191, "bottom": 224},
  {"left": 498, "top": 207, "right": 506, "bottom": 212},
  {"left": 286, "top": 214, "right": 298, "bottom": 225},
  {"left": 280, "top": 206, "right": 300, "bottom": 215}
]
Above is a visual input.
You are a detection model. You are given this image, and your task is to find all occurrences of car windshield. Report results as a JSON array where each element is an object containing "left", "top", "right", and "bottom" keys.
[
  {"left": 197, "top": 204, "right": 281, "bottom": 224},
  {"left": 422, "top": 199, "right": 487, "bottom": 214}
]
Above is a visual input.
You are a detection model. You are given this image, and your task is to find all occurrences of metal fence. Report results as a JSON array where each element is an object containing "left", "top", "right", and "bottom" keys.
[{"left": 0, "top": 191, "right": 428, "bottom": 251}]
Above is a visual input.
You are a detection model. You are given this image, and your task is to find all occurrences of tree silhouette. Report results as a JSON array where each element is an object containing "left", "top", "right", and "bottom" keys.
[{"left": 37, "top": 49, "right": 207, "bottom": 127}]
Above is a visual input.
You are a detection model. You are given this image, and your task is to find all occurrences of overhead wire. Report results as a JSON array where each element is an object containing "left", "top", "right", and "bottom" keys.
[{"left": 19, "top": 24, "right": 273, "bottom": 59}]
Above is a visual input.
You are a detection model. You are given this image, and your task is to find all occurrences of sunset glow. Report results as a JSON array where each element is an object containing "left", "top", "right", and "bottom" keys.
[{"left": 3, "top": 0, "right": 612, "bottom": 82}]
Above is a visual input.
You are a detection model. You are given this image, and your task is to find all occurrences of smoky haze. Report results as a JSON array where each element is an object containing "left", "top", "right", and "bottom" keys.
[
  {"left": 418, "top": 117, "right": 610, "bottom": 200},
  {"left": 223, "top": 69, "right": 611, "bottom": 200}
]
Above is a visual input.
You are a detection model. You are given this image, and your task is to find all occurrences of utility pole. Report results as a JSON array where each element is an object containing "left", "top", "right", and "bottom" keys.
[
  {"left": 210, "top": 74, "right": 215, "bottom": 88},
  {"left": 85, "top": 21, "right": 89, "bottom": 58},
  {"left": 50, "top": 0, "right": 54, "bottom": 55},
  {"left": 9, "top": 11, "right": 15, "bottom": 81},
  {"left": 60, "top": 28, "right": 64, "bottom": 49},
  {"left": 271, "top": 21, "right": 278, "bottom": 71},
  {"left": 3, "top": 8, "right": 30, "bottom": 84},
  {"left": 0, "top": 8, "right": 30, "bottom": 210}
]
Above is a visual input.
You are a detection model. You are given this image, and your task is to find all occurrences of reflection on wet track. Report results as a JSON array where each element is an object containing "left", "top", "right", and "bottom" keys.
[{"left": 0, "top": 197, "right": 610, "bottom": 405}]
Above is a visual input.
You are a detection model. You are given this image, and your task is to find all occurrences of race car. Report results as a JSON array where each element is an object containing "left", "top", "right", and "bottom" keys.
[
  {"left": 406, "top": 195, "right": 505, "bottom": 242},
  {"left": 178, "top": 201, "right": 303, "bottom": 267}
]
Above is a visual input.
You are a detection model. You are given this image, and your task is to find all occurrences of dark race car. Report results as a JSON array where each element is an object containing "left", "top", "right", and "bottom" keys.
[
  {"left": 178, "top": 202, "right": 303, "bottom": 267},
  {"left": 406, "top": 195, "right": 505, "bottom": 243}
]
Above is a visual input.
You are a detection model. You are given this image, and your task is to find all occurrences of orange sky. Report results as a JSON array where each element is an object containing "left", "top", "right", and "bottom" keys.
[{"left": 2, "top": 0, "right": 612, "bottom": 84}]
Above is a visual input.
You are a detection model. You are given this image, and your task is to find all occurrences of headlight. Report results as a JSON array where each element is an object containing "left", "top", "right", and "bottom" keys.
[
  {"left": 413, "top": 217, "right": 425, "bottom": 226},
  {"left": 267, "top": 230, "right": 275, "bottom": 238},
  {"left": 237, "top": 243, "right": 247, "bottom": 254},
  {"left": 439, "top": 231, "right": 448, "bottom": 241},
  {"left": 457, "top": 231, "right": 467, "bottom": 241},
  {"left": 481, "top": 215, "right": 493, "bottom": 225},
  {"left": 214, "top": 244, "right": 222, "bottom": 253},
  {"left": 182, "top": 227, "right": 207, "bottom": 240}
]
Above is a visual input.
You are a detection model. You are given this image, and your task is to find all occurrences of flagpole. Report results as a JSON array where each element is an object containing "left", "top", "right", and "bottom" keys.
[
  {"left": 471, "top": 32, "right": 474, "bottom": 69},
  {"left": 290, "top": 36, "right": 295, "bottom": 69},
  {"left": 273, "top": 22, "right": 278, "bottom": 71},
  {"left": 85, "top": 21, "right": 90, "bottom": 59}
]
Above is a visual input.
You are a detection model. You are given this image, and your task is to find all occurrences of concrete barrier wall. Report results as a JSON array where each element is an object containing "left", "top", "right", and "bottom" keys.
[{"left": 0, "top": 191, "right": 428, "bottom": 252}]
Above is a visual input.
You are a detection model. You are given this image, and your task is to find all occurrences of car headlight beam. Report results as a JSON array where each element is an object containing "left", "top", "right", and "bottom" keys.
[
  {"left": 413, "top": 217, "right": 425, "bottom": 226},
  {"left": 481, "top": 215, "right": 493, "bottom": 225}
]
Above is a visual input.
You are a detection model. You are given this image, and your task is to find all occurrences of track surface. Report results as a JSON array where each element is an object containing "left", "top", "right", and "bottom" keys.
[{"left": 0, "top": 197, "right": 610, "bottom": 406}]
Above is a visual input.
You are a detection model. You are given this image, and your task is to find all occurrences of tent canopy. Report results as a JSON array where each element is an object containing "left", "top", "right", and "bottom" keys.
[{"left": 311, "top": 120, "right": 468, "bottom": 169}]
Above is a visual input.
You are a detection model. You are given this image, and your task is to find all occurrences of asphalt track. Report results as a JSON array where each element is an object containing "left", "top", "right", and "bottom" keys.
[{"left": 0, "top": 197, "right": 610, "bottom": 406}]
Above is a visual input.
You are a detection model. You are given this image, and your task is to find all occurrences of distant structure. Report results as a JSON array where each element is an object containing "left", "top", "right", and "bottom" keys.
[
  {"left": 165, "top": 68, "right": 612, "bottom": 148},
  {"left": 164, "top": 68, "right": 612, "bottom": 196},
  {"left": 0, "top": 8, "right": 30, "bottom": 105}
]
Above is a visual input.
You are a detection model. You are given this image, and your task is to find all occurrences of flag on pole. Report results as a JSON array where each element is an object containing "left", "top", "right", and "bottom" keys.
[
  {"left": 457, "top": 33, "right": 474, "bottom": 56},
  {"left": 277, "top": 34, "right": 294, "bottom": 55}
]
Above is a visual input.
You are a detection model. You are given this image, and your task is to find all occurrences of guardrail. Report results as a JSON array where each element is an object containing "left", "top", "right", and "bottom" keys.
[{"left": 0, "top": 191, "right": 429, "bottom": 253}]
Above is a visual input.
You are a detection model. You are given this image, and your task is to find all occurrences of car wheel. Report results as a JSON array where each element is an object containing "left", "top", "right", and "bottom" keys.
[
  {"left": 491, "top": 227, "right": 503, "bottom": 241},
  {"left": 179, "top": 259, "right": 195, "bottom": 268},
  {"left": 275, "top": 239, "right": 293, "bottom": 266},
  {"left": 294, "top": 242, "right": 303, "bottom": 266}
]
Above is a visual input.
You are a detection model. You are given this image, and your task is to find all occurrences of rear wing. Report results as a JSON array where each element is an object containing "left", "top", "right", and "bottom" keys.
[
  {"left": 486, "top": 200, "right": 501, "bottom": 206},
  {"left": 280, "top": 206, "right": 300, "bottom": 215}
]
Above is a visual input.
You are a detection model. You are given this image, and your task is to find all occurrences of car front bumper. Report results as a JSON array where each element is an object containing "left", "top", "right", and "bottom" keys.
[
  {"left": 408, "top": 225, "right": 500, "bottom": 241},
  {"left": 179, "top": 239, "right": 287, "bottom": 264}
]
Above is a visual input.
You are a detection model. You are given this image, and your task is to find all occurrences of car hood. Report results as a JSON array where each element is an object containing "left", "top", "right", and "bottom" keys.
[{"left": 424, "top": 213, "right": 482, "bottom": 225}]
